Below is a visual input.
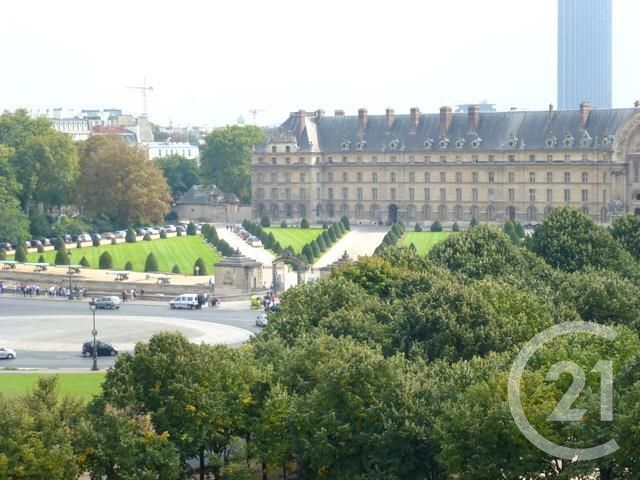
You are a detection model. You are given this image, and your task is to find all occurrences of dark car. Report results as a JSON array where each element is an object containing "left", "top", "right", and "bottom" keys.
[
  {"left": 82, "top": 340, "right": 118, "bottom": 357},
  {"left": 31, "top": 239, "right": 43, "bottom": 247},
  {"left": 41, "top": 238, "right": 51, "bottom": 246},
  {"left": 0, "top": 242, "right": 13, "bottom": 250}
]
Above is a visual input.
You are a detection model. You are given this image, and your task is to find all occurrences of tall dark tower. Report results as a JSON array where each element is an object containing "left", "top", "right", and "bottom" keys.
[{"left": 558, "top": 0, "right": 612, "bottom": 110}]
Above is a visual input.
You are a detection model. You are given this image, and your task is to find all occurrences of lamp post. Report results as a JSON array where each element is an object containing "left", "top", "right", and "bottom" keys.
[
  {"left": 67, "top": 250, "right": 72, "bottom": 299},
  {"left": 195, "top": 265, "right": 200, "bottom": 277},
  {"left": 89, "top": 302, "right": 99, "bottom": 371}
]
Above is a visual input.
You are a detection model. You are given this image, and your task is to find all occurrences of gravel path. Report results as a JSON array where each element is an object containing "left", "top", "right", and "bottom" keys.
[{"left": 313, "top": 226, "right": 387, "bottom": 268}]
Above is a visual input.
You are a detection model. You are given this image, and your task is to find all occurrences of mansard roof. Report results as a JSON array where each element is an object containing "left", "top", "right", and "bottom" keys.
[
  {"left": 175, "top": 185, "right": 239, "bottom": 205},
  {"left": 259, "top": 107, "right": 637, "bottom": 153}
]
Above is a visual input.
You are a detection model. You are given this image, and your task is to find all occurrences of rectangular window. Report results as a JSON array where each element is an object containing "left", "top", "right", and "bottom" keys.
[
  {"left": 547, "top": 189, "right": 552, "bottom": 202},
  {"left": 271, "top": 188, "right": 278, "bottom": 200},
  {"left": 582, "top": 153, "right": 589, "bottom": 162},
  {"left": 472, "top": 172, "right": 479, "bottom": 183},
  {"left": 285, "top": 188, "right": 291, "bottom": 200},
  {"left": 271, "top": 173, "right": 277, "bottom": 183},
  {"left": 455, "top": 172, "right": 462, "bottom": 183},
  {"left": 488, "top": 155, "right": 495, "bottom": 162},
  {"left": 564, "top": 154, "right": 571, "bottom": 162},
  {"left": 425, "top": 155, "right": 431, "bottom": 163},
  {"left": 488, "top": 172, "right": 495, "bottom": 183},
  {"left": 372, "top": 188, "right": 378, "bottom": 200},
  {"left": 529, "top": 154, "right": 536, "bottom": 162},
  {"left": 299, "top": 189, "right": 305, "bottom": 200},
  {"left": 508, "top": 188, "right": 515, "bottom": 202},
  {"left": 472, "top": 188, "right": 478, "bottom": 202},
  {"left": 455, "top": 155, "right": 462, "bottom": 163},
  {"left": 582, "top": 189, "right": 589, "bottom": 202},
  {"left": 547, "top": 172, "right": 553, "bottom": 183},
  {"left": 328, "top": 172, "right": 333, "bottom": 182},
  {"left": 440, "top": 155, "right": 447, "bottom": 163},
  {"left": 529, "top": 189, "right": 536, "bottom": 202},
  {"left": 582, "top": 172, "right": 588, "bottom": 183},
  {"left": 357, "top": 188, "right": 363, "bottom": 200},
  {"left": 257, "top": 188, "right": 264, "bottom": 200},
  {"left": 564, "top": 189, "right": 571, "bottom": 202},
  {"left": 529, "top": 172, "right": 536, "bottom": 183},
  {"left": 508, "top": 154, "right": 515, "bottom": 163},
  {"left": 409, "top": 188, "right": 415, "bottom": 201},
  {"left": 564, "top": 172, "right": 571, "bottom": 183},
  {"left": 372, "top": 173, "right": 378, "bottom": 183},
  {"left": 342, "top": 172, "right": 348, "bottom": 182},
  {"left": 391, "top": 188, "right": 396, "bottom": 201},
  {"left": 316, "top": 172, "right": 321, "bottom": 183},
  {"left": 508, "top": 172, "right": 515, "bottom": 183},
  {"left": 488, "top": 188, "right": 495, "bottom": 202},
  {"left": 328, "top": 188, "right": 333, "bottom": 200},
  {"left": 342, "top": 188, "right": 348, "bottom": 200},
  {"left": 440, "top": 172, "right": 446, "bottom": 183},
  {"left": 300, "top": 173, "right": 306, "bottom": 183},
  {"left": 472, "top": 154, "right": 479, "bottom": 163},
  {"left": 409, "top": 172, "right": 415, "bottom": 183},
  {"left": 425, "top": 172, "right": 431, "bottom": 183},
  {"left": 424, "top": 188, "right": 431, "bottom": 201},
  {"left": 285, "top": 173, "right": 291, "bottom": 183},
  {"left": 456, "top": 188, "right": 462, "bottom": 202},
  {"left": 547, "top": 154, "right": 554, "bottom": 162},
  {"left": 440, "top": 188, "right": 446, "bottom": 202},
  {"left": 357, "top": 172, "right": 363, "bottom": 183}
]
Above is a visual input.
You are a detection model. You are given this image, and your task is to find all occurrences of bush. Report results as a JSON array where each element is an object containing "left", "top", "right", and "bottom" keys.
[
  {"left": 300, "top": 217, "right": 310, "bottom": 229},
  {"left": 317, "top": 235, "right": 327, "bottom": 252},
  {"left": 302, "top": 244, "right": 314, "bottom": 263},
  {"left": 172, "top": 264, "right": 181, "bottom": 274},
  {"left": 54, "top": 237, "right": 65, "bottom": 251},
  {"left": 176, "top": 229, "right": 182, "bottom": 237},
  {"left": 126, "top": 228, "right": 136, "bottom": 243},
  {"left": 187, "top": 222, "right": 197, "bottom": 235},
  {"left": 260, "top": 216, "right": 271, "bottom": 228},
  {"left": 193, "top": 257, "right": 208, "bottom": 276},
  {"left": 322, "top": 222, "right": 328, "bottom": 229},
  {"left": 166, "top": 211, "right": 178, "bottom": 222},
  {"left": 99, "top": 251, "right": 113, "bottom": 269},
  {"left": 92, "top": 237, "right": 100, "bottom": 247},
  {"left": 311, "top": 240, "right": 321, "bottom": 258},
  {"left": 327, "top": 225, "right": 337, "bottom": 243},
  {"left": 54, "top": 248, "right": 69, "bottom": 266},
  {"left": 37, "top": 245, "right": 44, "bottom": 253},
  {"left": 76, "top": 240, "right": 82, "bottom": 249},
  {"left": 415, "top": 223, "right": 423, "bottom": 232},
  {"left": 280, "top": 220, "right": 288, "bottom": 228},
  {"left": 79, "top": 256, "right": 90, "bottom": 267},
  {"left": 430, "top": 221, "right": 443, "bottom": 232},
  {"left": 143, "top": 232, "right": 152, "bottom": 241},
  {"left": 111, "top": 238, "right": 117, "bottom": 245},
  {"left": 14, "top": 245, "right": 27, "bottom": 262},
  {"left": 340, "top": 216, "right": 351, "bottom": 230},
  {"left": 515, "top": 221, "right": 525, "bottom": 238},
  {"left": 452, "top": 222, "right": 460, "bottom": 232},
  {"left": 470, "top": 216, "right": 479, "bottom": 228},
  {"left": 160, "top": 229, "right": 167, "bottom": 239},
  {"left": 144, "top": 253, "right": 159, "bottom": 272},
  {"left": 124, "top": 261, "right": 133, "bottom": 270},
  {"left": 38, "top": 254, "right": 46, "bottom": 263},
  {"left": 0, "top": 249, "right": 6, "bottom": 260},
  {"left": 321, "top": 231, "right": 331, "bottom": 246}
]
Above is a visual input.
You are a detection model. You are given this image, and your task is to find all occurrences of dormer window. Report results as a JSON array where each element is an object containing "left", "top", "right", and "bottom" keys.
[
  {"left": 271, "top": 146, "right": 277, "bottom": 153},
  {"left": 341, "top": 138, "right": 351, "bottom": 150},
  {"left": 424, "top": 137, "right": 434, "bottom": 150},
  {"left": 602, "top": 134, "right": 615, "bottom": 147},
  {"left": 455, "top": 137, "right": 465, "bottom": 150},
  {"left": 507, "top": 133, "right": 518, "bottom": 148},
  {"left": 438, "top": 136, "right": 449, "bottom": 150},
  {"left": 580, "top": 131, "right": 593, "bottom": 148},
  {"left": 545, "top": 133, "right": 558, "bottom": 149},
  {"left": 355, "top": 135, "right": 366, "bottom": 150},
  {"left": 563, "top": 131, "right": 575, "bottom": 148},
  {"left": 285, "top": 145, "right": 291, "bottom": 153},
  {"left": 470, "top": 134, "right": 482, "bottom": 149}
]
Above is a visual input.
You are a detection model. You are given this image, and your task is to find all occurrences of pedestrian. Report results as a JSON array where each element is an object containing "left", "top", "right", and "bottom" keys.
[
  {"left": 122, "top": 290, "right": 127, "bottom": 302},
  {"left": 140, "top": 288, "right": 144, "bottom": 299}
]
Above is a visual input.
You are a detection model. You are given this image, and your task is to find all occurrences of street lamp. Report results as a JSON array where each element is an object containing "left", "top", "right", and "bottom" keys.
[
  {"left": 67, "top": 250, "right": 72, "bottom": 299},
  {"left": 88, "top": 302, "right": 99, "bottom": 371},
  {"left": 195, "top": 265, "right": 200, "bottom": 277}
]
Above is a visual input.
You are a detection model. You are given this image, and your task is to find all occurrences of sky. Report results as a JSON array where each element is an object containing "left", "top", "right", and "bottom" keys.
[{"left": 1, "top": 0, "right": 638, "bottom": 129}]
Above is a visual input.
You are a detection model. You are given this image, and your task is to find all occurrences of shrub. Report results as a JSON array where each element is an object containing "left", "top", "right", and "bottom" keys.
[
  {"left": 321, "top": 231, "right": 331, "bottom": 246},
  {"left": 76, "top": 240, "right": 82, "bottom": 249},
  {"left": 99, "top": 251, "right": 113, "bottom": 269},
  {"left": 143, "top": 232, "right": 152, "bottom": 241},
  {"left": 311, "top": 240, "right": 321, "bottom": 258},
  {"left": 392, "top": 224, "right": 401, "bottom": 237},
  {"left": 0, "top": 249, "right": 6, "bottom": 260},
  {"left": 430, "top": 221, "right": 443, "bottom": 232},
  {"left": 322, "top": 222, "right": 328, "bottom": 229},
  {"left": 317, "top": 235, "right": 327, "bottom": 252},
  {"left": 260, "top": 216, "right": 271, "bottom": 228},
  {"left": 300, "top": 217, "right": 310, "bottom": 229},
  {"left": 126, "top": 228, "right": 136, "bottom": 243},
  {"left": 515, "top": 221, "right": 525, "bottom": 238},
  {"left": 452, "top": 222, "right": 460, "bottom": 232},
  {"left": 124, "top": 261, "right": 133, "bottom": 270},
  {"left": 79, "top": 256, "right": 90, "bottom": 267},
  {"left": 187, "top": 222, "right": 197, "bottom": 235},
  {"left": 111, "top": 238, "right": 117, "bottom": 245},
  {"left": 470, "top": 216, "right": 479, "bottom": 228},
  {"left": 340, "top": 216, "right": 351, "bottom": 230},
  {"left": 327, "top": 225, "right": 337, "bottom": 242},
  {"left": 302, "top": 244, "right": 314, "bottom": 264},
  {"left": 193, "top": 257, "right": 208, "bottom": 276},
  {"left": 272, "top": 241, "right": 283, "bottom": 255},
  {"left": 415, "top": 223, "right": 423, "bottom": 232},
  {"left": 144, "top": 253, "right": 159, "bottom": 272},
  {"left": 37, "top": 245, "right": 44, "bottom": 253},
  {"left": 54, "top": 237, "right": 65, "bottom": 251},
  {"left": 266, "top": 232, "right": 276, "bottom": 249},
  {"left": 176, "top": 229, "right": 182, "bottom": 237},
  {"left": 280, "top": 220, "right": 288, "bottom": 228},
  {"left": 14, "top": 245, "right": 27, "bottom": 262},
  {"left": 172, "top": 264, "right": 180, "bottom": 274},
  {"left": 54, "top": 248, "right": 69, "bottom": 266},
  {"left": 38, "top": 254, "right": 46, "bottom": 263},
  {"left": 92, "top": 237, "right": 100, "bottom": 247}
]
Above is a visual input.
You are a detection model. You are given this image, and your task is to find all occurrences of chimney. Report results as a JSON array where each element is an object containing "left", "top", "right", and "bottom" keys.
[
  {"left": 290, "top": 109, "right": 306, "bottom": 136},
  {"left": 315, "top": 109, "right": 325, "bottom": 118},
  {"left": 439, "top": 106, "right": 452, "bottom": 136},
  {"left": 579, "top": 101, "right": 592, "bottom": 129},
  {"left": 409, "top": 107, "right": 420, "bottom": 132},
  {"left": 334, "top": 109, "right": 345, "bottom": 116},
  {"left": 548, "top": 103, "right": 554, "bottom": 119},
  {"left": 635, "top": 100, "right": 640, "bottom": 108},
  {"left": 386, "top": 108, "right": 395, "bottom": 129},
  {"left": 467, "top": 104, "right": 480, "bottom": 133},
  {"left": 357, "top": 108, "right": 368, "bottom": 131}
]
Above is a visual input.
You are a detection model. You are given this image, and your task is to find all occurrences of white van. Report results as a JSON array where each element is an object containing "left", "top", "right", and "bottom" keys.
[{"left": 169, "top": 294, "right": 200, "bottom": 309}]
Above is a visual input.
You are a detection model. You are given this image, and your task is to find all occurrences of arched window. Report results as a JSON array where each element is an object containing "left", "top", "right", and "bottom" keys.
[
  {"left": 298, "top": 204, "right": 306, "bottom": 218},
  {"left": 407, "top": 205, "right": 416, "bottom": 220},
  {"left": 316, "top": 203, "right": 322, "bottom": 217},
  {"left": 341, "top": 204, "right": 349, "bottom": 217},
  {"left": 390, "top": 172, "right": 397, "bottom": 182},
  {"left": 438, "top": 205, "right": 448, "bottom": 220},
  {"left": 355, "top": 204, "right": 364, "bottom": 219},
  {"left": 422, "top": 205, "right": 432, "bottom": 220},
  {"left": 527, "top": 206, "right": 537, "bottom": 221},
  {"left": 286, "top": 204, "right": 293, "bottom": 218}
]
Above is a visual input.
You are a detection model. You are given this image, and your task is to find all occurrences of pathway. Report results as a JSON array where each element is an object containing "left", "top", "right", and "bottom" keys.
[{"left": 313, "top": 226, "right": 387, "bottom": 268}]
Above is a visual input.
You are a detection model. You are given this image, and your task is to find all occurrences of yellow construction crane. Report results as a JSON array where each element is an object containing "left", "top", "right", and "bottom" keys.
[
  {"left": 249, "top": 108, "right": 267, "bottom": 125},
  {"left": 126, "top": 78, "right": 154, "bottom": 116}
]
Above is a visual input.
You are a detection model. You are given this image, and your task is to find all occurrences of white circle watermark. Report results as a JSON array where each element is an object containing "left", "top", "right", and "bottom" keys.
[{"left": 508, "top": 321, "right": 619, "bottom": 461}]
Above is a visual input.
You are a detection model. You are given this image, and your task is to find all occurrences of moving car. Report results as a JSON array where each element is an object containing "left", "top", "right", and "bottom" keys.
[
  {"left": 82, "top": 341, "right": 118, "bottom": 357},
  {"left": 256, "top": 313, "right": 269, "bottom": 327},
  {"left": 169, "top": 293, "right": 200, "bottom": 309},
  {"left": 0, "top": 346, "right": 16, "bottom": 359},
  {"left": 94, "top": 296, "right": 122, "bottom": 309}
]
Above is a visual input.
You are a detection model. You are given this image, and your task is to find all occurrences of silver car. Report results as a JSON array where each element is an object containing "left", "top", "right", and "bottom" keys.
[
  {"left": 0, "top": 346, "right": 16, "bottom": 359},
  {"left": 256, "top": 313, "right": 269, "bottom": 327},
  {"left": 94, "top": 296, "right": 122, "bottom": 309}
]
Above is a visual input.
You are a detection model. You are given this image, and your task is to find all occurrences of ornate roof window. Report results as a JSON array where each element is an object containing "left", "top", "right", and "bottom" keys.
[
  {"left": 580, "top": 130, "right": 593, "bottom": 148},
  {"left": 545, "top": 132, "right": 558, "bottom": 148},
  {"left": 355, "top": 135, "right": 366, "bottom": 150},
  {"left": 438, "top": 135, "right": 450, "bottom": 150},
  {"left": 602, "top": 133, "right": 615, "bottom": 147},
  {"left": 340, "top": 137, "right": 351, "bottom": 151},
  {"left": 455, "top": 136, "right": 465, "bottom": 150},
  {"left": 388, "top": 135, "right": 401, "bottom": 151},
  {"left": 470, "top": 134, "right": 483, "bottom": 149},
  {"left": 507, "top": 133, "right": 519, "bottom": 148},
  {"left": 563, "top": 131, "right": 575, "bottom": 148},
  {"left": 424, "top": 137, "right": 434, "bottom": 150}
]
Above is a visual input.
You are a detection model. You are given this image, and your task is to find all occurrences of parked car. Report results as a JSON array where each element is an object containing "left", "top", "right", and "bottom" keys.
[
  {"left": 91, "top": 233, "right": 102, "bottom": 242},
  {"left": 114, "top": 230, "right": 127, "bottom": 239},
  {"left": 256, "top": 313, "right": 269, "bottom": 327},
  {"left": 163, "top": 224, "right": 177, "bottom": 233},
  {"left": 248, "top": 236, "right": 263, "bottom": 247},
  {"left": 82, "top": 340, "right": 118, "bottom": 357},
  {"left": 63, "top": 234, "right": 73, "bottom": 243},
  {"left": 41, "top": 238, "right": 51, "bottom": 246},
  {"left": 78, "top": 233, "right": 92, "bottom": 242},
  {"left": 136, "top": 228, "right": 148, "bottom": 236},
  {"left": 169, "top": 294, "right": 200, "bottom": 309},
  {"left": 23, "top": 240, "right": 32, "bottom": 248},
  {"left": 94, "top": 296, "right": 122, "bottom": 309},
  {"left": 0, "top": 346, "right": 16, "bottom": 359},
  {"left": 0, "top": 242, "right": 13, "bottom": 250},
  {"left": 146, "top": 227, "right": 159, "bottom": 235},
  {"left": 31, "top": 239, "right": 43, "bottom": 247},
  {"left": 176, "top": 225, "right": 186, "bottom": 233}
]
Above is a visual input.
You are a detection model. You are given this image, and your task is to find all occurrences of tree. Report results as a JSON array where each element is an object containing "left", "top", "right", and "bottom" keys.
[
  {"left": 430, "top": 220, "right": 443, "bottom": 232},
  {"left": 452, "top": 222, "right": 460, "bottom": 232},
  {"left": 79, "top": 256, "right": 90, "bottom": 267},
  {"left": 187, "top": 222, "right": 197, "bottom": 235},
  {"left": 199, "top": 125, "right": 266, "bottom": 202},
  {"left": 610, "top": 213, "right": 640, "bottom": 261},
  {"left": 193, "top": 257, "right": 208, "bottom": 276},
  {"left": 126, "top": 227, "right": 137, "bottom": 243},
  {"left": 77, "top": 136, "right": 172, "bottom": 226},
  {"left": 321, "top": 230, "right": 331, "bottom": 247},
  {"left": 470, "top": 216, "right": 479, "bottom": 228},
  {"left": 55, "top": 248, "right": 69, "bottom": 266},
  {"left": 300, "top": 217, "right": 310, "bottom": 229},
  {"left": 340, "top": 215, "right": 351, "bottom": 230},
  {"left": 414, "top": 222, "right": 422, "bottom": 232},
  {"left": 124, "top": 260, "right": 133, "bottom": 270},
  {"left": 92, "top": 236, "right": 100, "bottom": 247},
  {"left": 310, "top": 239, "right": 321, "bottom": 258},
  {"left": 280, "top": 220, "right": 287, "bottom": 228},
  {"left": 327, "top": 225, "right": 337, "bottom": 242},
  {"left": 260, "top": 215, "right": 271, "bottom": 228},
  {"left": 99, "top": 251, "right": 113, "bottom": 269},
  {"left": 143, "top": 232, "right": 152, "bottom": 241},
  {"left": 53, "top": 236, "right": 65, "bottom": 251},
  {"left": 172, "top": 264, "right": 180, "bottom": 273},
  {"left": 301, "top": 244, "right": 314, "bottom": 264},
  {"left": 159, "top": 228, "right": 167, "bottom": 239},
  {"left": 145, "top": 253, "right": 159, "bottom": 272},
  {"left": 155, "top": 154, "right": 200, "bottom": 198},
  {"left": 13, "top": 244, "right": 27, "bottom": 262},
  {"left": 0, "top": 189, "right": 29, "bottom": 243}
]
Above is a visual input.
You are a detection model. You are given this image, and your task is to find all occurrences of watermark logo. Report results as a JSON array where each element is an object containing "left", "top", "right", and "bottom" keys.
[{"left": 508, "top": 321, "right": 619, "bottom": 461}]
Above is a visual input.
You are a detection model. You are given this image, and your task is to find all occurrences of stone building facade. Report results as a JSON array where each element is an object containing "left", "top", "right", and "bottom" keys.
[{"left": 252, "top": 103, "right": 640, "bottom": 225}]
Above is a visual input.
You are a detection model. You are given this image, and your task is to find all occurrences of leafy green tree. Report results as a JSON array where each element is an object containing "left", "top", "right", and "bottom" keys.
[
  {"left": 199, "top": 125, "right": 265, "bottom": 202},
  {"left": 37, "top": 254, "right": 46, "bottom": 263},
  {"left": 155, "top": 154, "right": 200, "bottom": 198},
  {"left": 145, "top": 253, "right": 159, "bottom": 272},
  {"left": 172, "top": 264, "right": 180, "bottom": 273},
  {"left": 280, "top": 220, "right": 287, "bottom": 228},
  {"left": 92, "top": 236, "right": 100, "bottom": 247},
  {"left": 610, "top": 213, "right": 640, "bottom": 261},
  {"left": 187, "top": 222, "right": 197, "bottom": 235},
  {"left": 0, "top": 249, "right": 6, "bottom": 260},
  {"left": 77, "top": 135, "right": 171, "bottom": 225},
  {"left": 13, "top": 244, "right": 27, "bottom": 262},
  {"left": 79, "top": 256, "right": 90, "bottom": 267},
  {"left": 414, "top": 222, "right": 423, "bottom": 232},
  {"left": 54, "top": 248, "right": 69, "bottom": 266},
  {"left": 159, "top": 228, "right": 167, "bottom": 239},
  {"left": 430, "top": 220, "right": 442, "bottom": 232},
  {"left": 469, "top": 216, "right": 479, "bottom": 227},
  {"left": 99, "top": 251, "right": 113, "bottom": 269},
  {"left": 143, "top": 232, "right": 152, "bottom": 241},
  {"left": 300, "top": 217, "right": 310, "bottom": 228},
  {"left": 340, "top": 215, "right": 350, "bottom": 230},
  {"left": 301, "top": 244, "right": 314, "bottom": 263},
  {"left": 452, "top": 221, "right": 460, "bottom": 232},
  {"left": 126, "top": 227, "right": 136, "bottom": 243},
  {"left": 124, "top": 260, "right": 133, "bottom": 271},
  {"left": 0, "top": 190, "right": 29, "bottom": 243},
  {"left": 193, "top": 257, "right": 208, "bottom": 276},
  {"left": 260, "top": 215, "right": 271, "bottom": 228}
]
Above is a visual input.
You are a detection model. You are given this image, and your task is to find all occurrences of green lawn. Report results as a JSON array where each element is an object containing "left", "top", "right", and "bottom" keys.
[
  {"left": 0, "top": 373, "right": 106, "bottom": 401},
  {"left": 264, "top": 227, "right": 325, "bottom": 254},
  {"left": 16, "top": 236, "right": 220, "bottom": 274},
  {"left": 400, "top": 232, "right": 454, "bottom": 255}
]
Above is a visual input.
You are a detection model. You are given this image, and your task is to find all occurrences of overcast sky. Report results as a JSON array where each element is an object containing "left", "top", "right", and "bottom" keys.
[{"left": 1, "top": 0, "right": 637, "bottom": 128}]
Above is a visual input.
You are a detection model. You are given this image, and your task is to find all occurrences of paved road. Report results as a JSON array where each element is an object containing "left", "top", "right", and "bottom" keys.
[
  {"left": 313, "top": 226, "right": 388, "bottom": 268},
  {"left": 0, "top": 295, "right": 261, "bottom": 369}
]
